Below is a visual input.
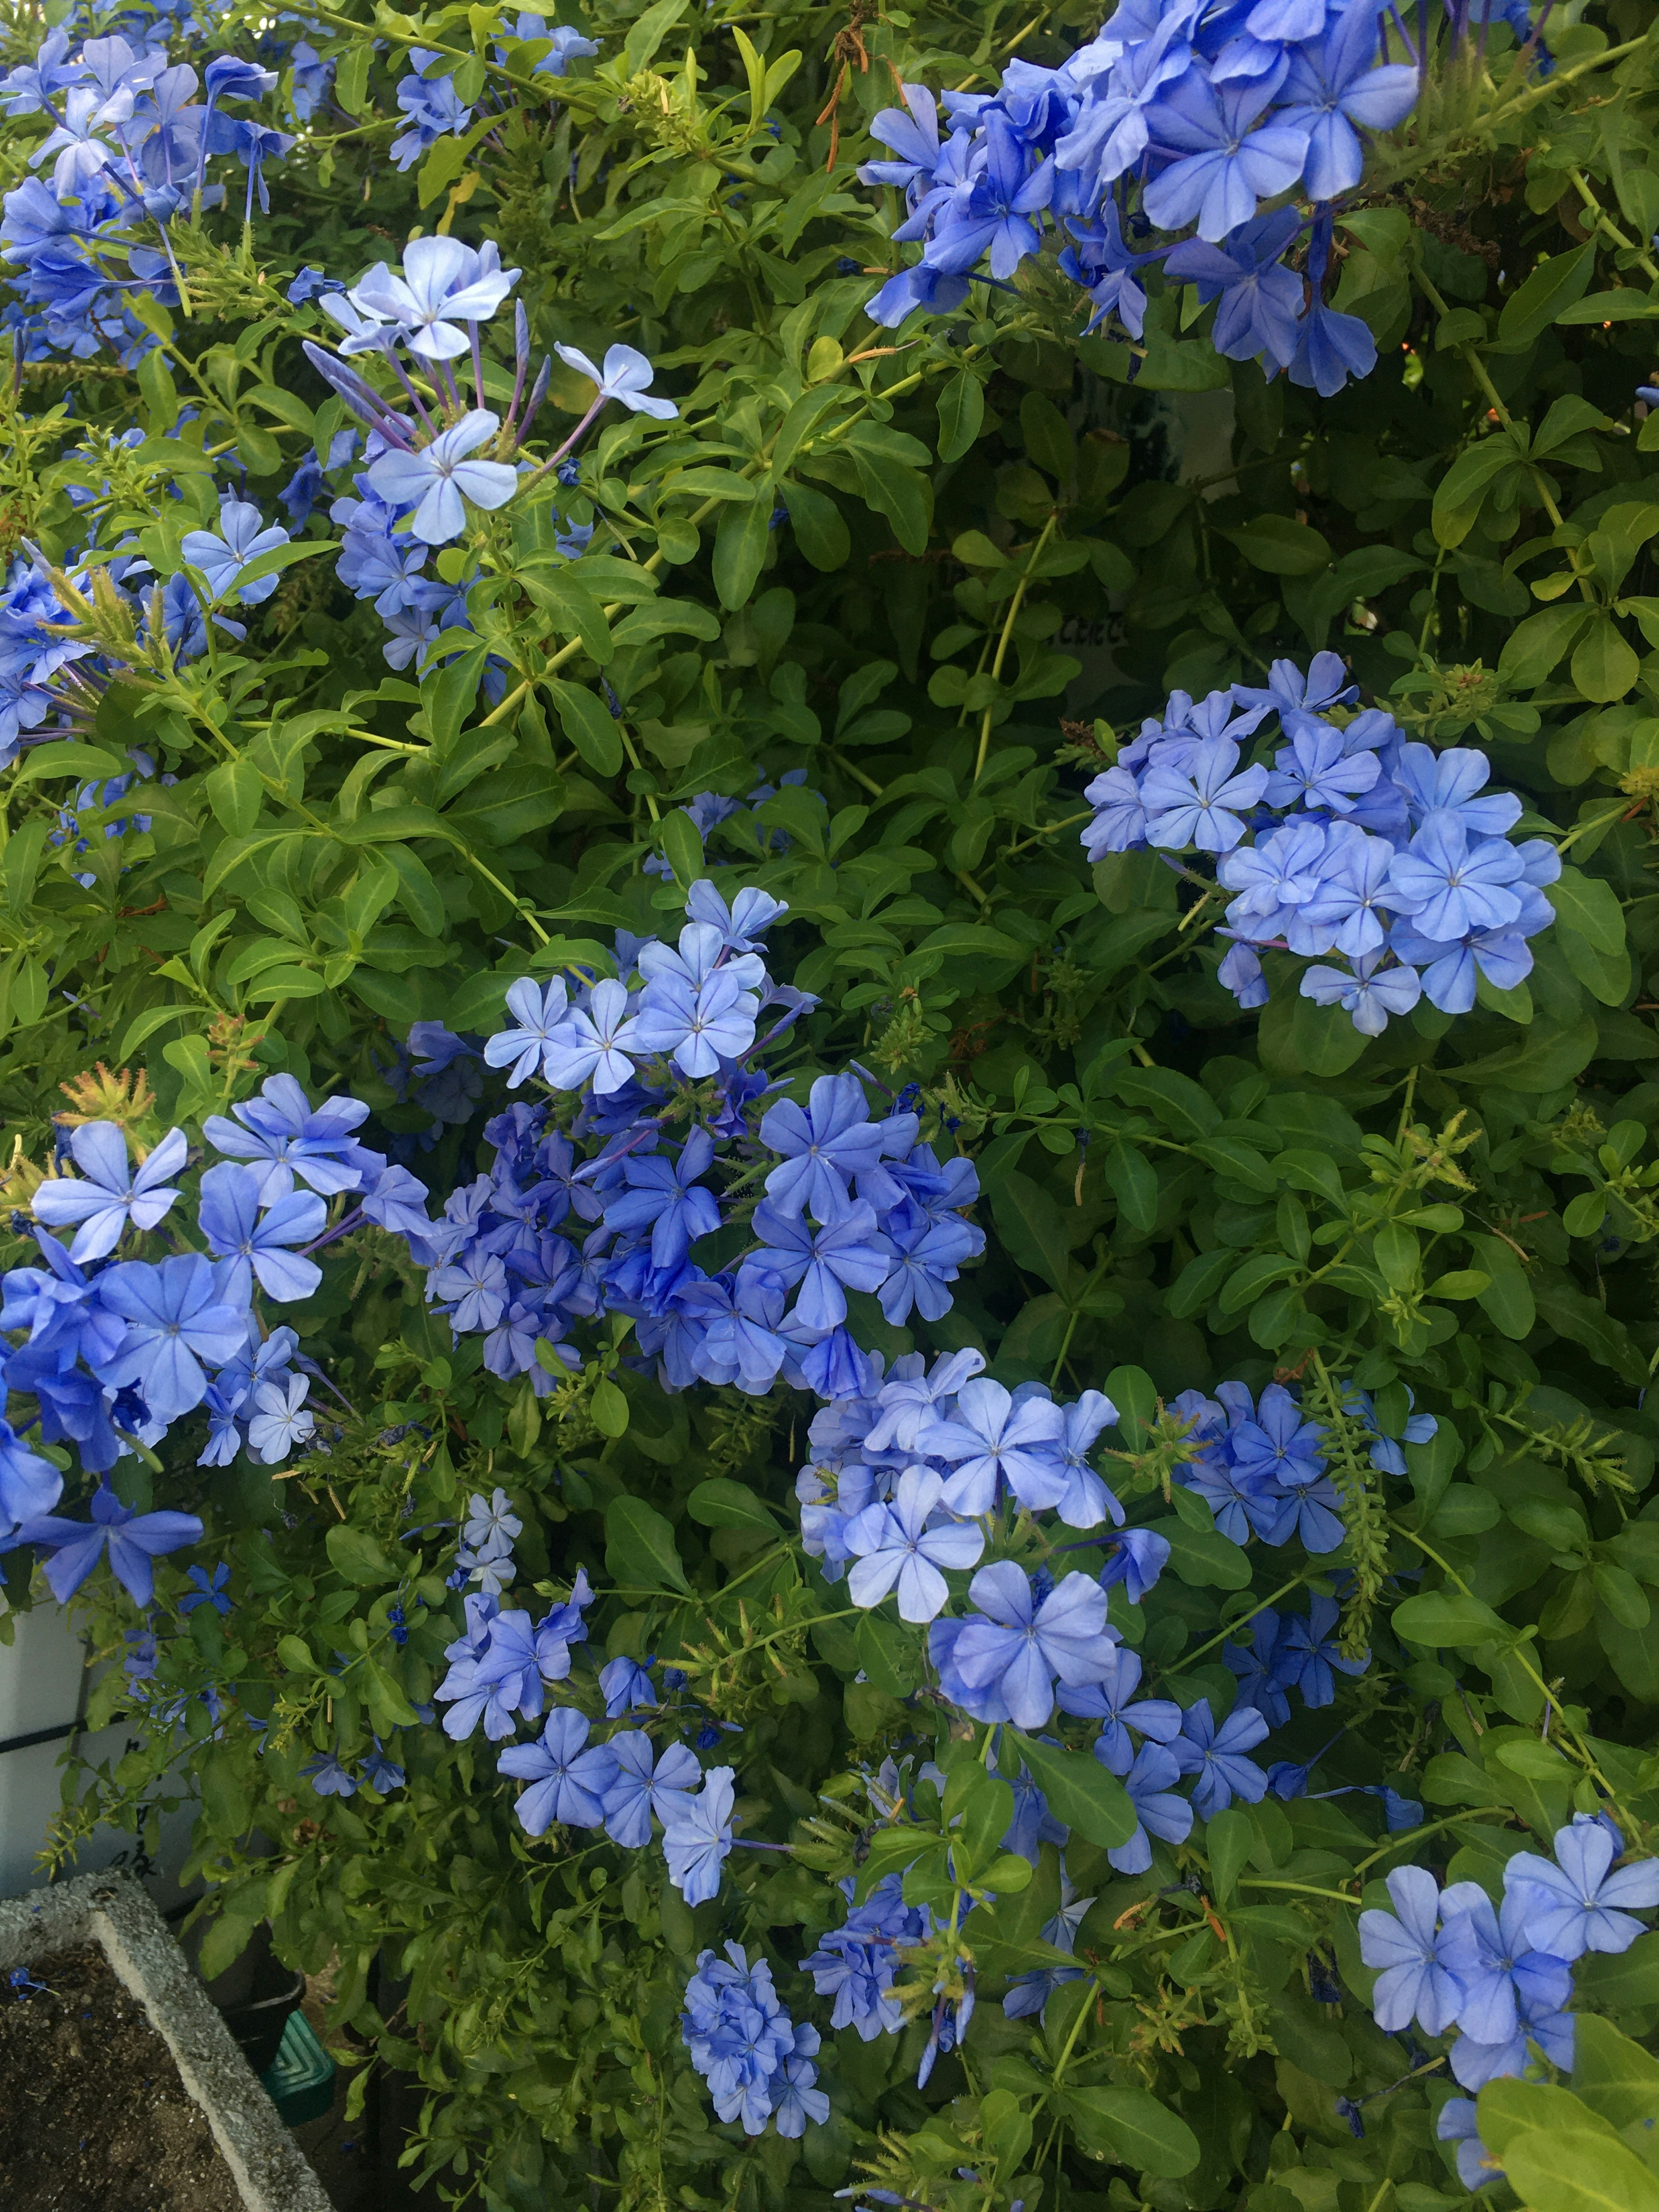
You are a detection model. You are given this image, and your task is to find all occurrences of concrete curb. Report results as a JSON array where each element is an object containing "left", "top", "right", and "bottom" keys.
[{"left": 0, "top": 1870, "right": 331, "bottom": 2211}]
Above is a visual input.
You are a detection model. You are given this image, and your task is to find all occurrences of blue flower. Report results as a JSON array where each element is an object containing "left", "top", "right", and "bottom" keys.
[
  {"left": 553, "top": 341, "right": 678, "bottom": 420},
  {"left": 483, "top": 977, "right": 571, "bottom": 1087},
  {"left": 365, "top": 410, "right": 521, "bottom": 546},
  {"left": 760, "top": 1073, "right": 893, "bottom": 1224},
  {"left": 1058, "top": 1643, "right": 1182, "bottom": 1772},
  {"left": 178, "top": 1561, "right": 233, "bottom": 1616},
  {"left": 33, "top": 1121, "right": 186, "bottom": 1263},
  {"left": 352, "top": 236, "right": 519, "bottom": 361},
  {"left": 246, "top": 1374, "right": 315, "bottom": 1463},
  {"left": 1165, "top": 208, "right": 1304, "bottom": 370},
  {"left": 16, "top": 1479, "right": 203, "bottom": 1605},
  {"left": 300, "top": 1751, "right": 358, "bottom": 1797},
  {"left": 845, "top": 1466, "right": 983, "bottom": 1623},
  {"left": 0, "top": 1419, "right": 62, "bottom": 1537},
  {"left": 1097, "top": 1527, "right": 1170, "bottom": 1604},
  {"left": 203, "top": 1075, "right": 372, "bottom": 1202},
  {"left": 197, "top": 1163, "right": 325, "bottom": 1306},
  {"left": 600, "top": 1730, "right": 699, "bottom": 1847},
  {"left": 1173, "top": 1697, "right": 1269, "bottom": 1819},
  {"left": 748, "top": 1199, "right": 889, "bottom": 1335},
  {"left": 659, "top": 1765, "right": 736, "bottom": 1903},
  {"left": 96, "top": 1253, "right": 248, "bottom": 1424},
  {"left": 540, "top": 979, "right": 646, "bottom": 1094},
  {"left": 360, "top": 1740, "right": 406, "bottom": 1793},
  {"left": 1275, "top": 7, "right": 1418, "bottom": 202},
  {"left": 1438, "top": 1888, "right": 1573, "bottom": 2045},
  {"left": 1275, "top": 1596, "right": 1368, "bottom": 1709},
  {"left": 1106, "top": 1742, "right": 1194, "bottom": 1874},
  {"left": 1143, "top": 74, "right": 1309, "bottom": 242},
  {"left": 681, "top": 1943, "right": 820, "bottom": 2136},
  {"left": 604, "top": 1129, "right": 724, "bottom": 1270},
  {"left": 598, "top": 1656, "right": 657, "bottom": 1718},
  {"left": 1437, "top": 2100, "right": 1503, "bottom": 2193},
  {"left": 931, "top": 1562, "right": 1116, "bottom": 1730},
  {"left": 804, "top": 1874, "right": 928, "bottom": 2038},
  {"left": 180, "top": 498, "right": 290, "bottom": 605},
  {"left": 1143, "top": 734, "right": 1271, "bottom": 854},
  {"left": 1300, "top": 953, "right": 1422, "bottom": 1036},
  {"left": 918, "top": 1375, "right": 1068, "bottom": 1517},
  {"left": 1504, "top": 1821, "right": 1659, "bottom": 1960},
  {"left": 497, "top": 1708, "right": 619, "bottom": 1834},
  {"left": 1357, "top": 1866, "right": 1470, "bottom": 2034},
  {"left": 1387, "top": 818, "right": 1526, "bottom": 942}
]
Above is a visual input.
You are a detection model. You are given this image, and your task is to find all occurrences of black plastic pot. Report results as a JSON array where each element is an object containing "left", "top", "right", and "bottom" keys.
[{"left": 219, "top": 1960, "right": 308, "bottom": 2075}]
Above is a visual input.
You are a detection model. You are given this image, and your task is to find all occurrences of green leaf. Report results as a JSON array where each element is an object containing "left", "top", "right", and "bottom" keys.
[
  {"left": 1205, "top": 1807, "right": 1254, "bottom": 1901},
  {"left": 205, "top": 756, "right": 263, "bottom": 837},
  {"left": 855, "top": 1611, "right": 920, "bottom": 1697},
  {"left": 326, "top": 1525, "right": 398, "bottom": 1585},
  {"left": 1572, "top": 617, "right": 1641, "bottom": 703},
  {"left": 778, "top": 479, "right": 850, "bottom": 571},
  {"left": 1573, "top": 2015, "right": 1659, "bottom": 2131},
  {"left": 226, "top": 539, "right": 331, "bottom": 597},
  {"left": 117, "top": 1004, "right": 199, "bottom": 1061},
  {"left": 1575, "top": 1933, "right": 1659, "bottom": 2012},
  {"left": 1062, "top": 2087, "right": 1201, "bottom": 2178},
  {"left": 1548, "top": 867, "right": 1626, "bottom": 957},
  {"left": 1501, "top": 2126, "right": 1659, "bottom": 2212},
  {"left": 1104, "top": 1141, "right": 1159, "bottom": 1233},
  {"left": 1496, "top": 241, "right": 1598, "bottom": 345},
  {"left": 989, "top": 1169, "right": 1076, "bottom": 1295},
  {"left": 1392, "top": 1590, "right": 1509, "bottom": 1647},
  {"left": 1499, "top": 604, "right": 1592, "bottom": 690},
  {"left": 277, "top": 1634, "right": 317, "bottom": 1673},
  {"left": 363, "top": 1656, "right": 420, "bottom": 1733},
  {"left": 1218, "top": 514, "right": 1332, "bottom": 576},
  {"left": 1151, "top": 1514, "right": 1253, "bottom": 1590},
  {"left": 713, "top": 494, "right": 774, "bottom": 610},
  {"left": 660, "top": 807, "right": 705, "bottom": 888},
  {"left": 546, "top": 677, "right": 623, "bottom": 779},
  {"left": 1009, "top": 1729, "right": 1137, "bottom": 1847},
  {"left": 686, "top": 1478, "right": 779, "bottom": 1532},
  {"left": 605, "top": 1495, "right": 692, "bottom": 1596},
  {"left": 13, "top": 740, "right": 128, "bottom": 787},
  {"left": 591, "top": 1377, "right": 630, "bottom": 1438},
  {"left": 937, "top": 370, "right": 986, "bottom": 463},
  {"left": 1111, "top": 1065, "right": 1221, "bottom": 1138}
]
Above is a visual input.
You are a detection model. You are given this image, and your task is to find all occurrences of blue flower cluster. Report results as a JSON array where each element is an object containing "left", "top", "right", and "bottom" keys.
[
  {"left": 859, "top": 2, "right": 1438, "bottom": 392},
  {"left": 389, "top": 16, "right": 597, "bottom": 172},
  {"left": 387, "top": 882, "right": 986, "bottom": 1404},
  {"left": 801, "top": 1870, "right": 931, "bottom": 2039},
  {"left": 293, "top": 231, "right": 674, "bottom": 670},
  {"left": 0, "top": 1076, "right": 435, "bottom": 1592},
  {"left": 0, "top": 32, "right": 294, "bottom": 362},
  {"left": 682, "top": 1944, "right": 828, "bottom": 2138},
  {"left": 1360, "top": 1818, "right": 1659, "bottom": 2188},
  {"left": 1081, "top": 656, "right": 1561, "bottom": 1035}
]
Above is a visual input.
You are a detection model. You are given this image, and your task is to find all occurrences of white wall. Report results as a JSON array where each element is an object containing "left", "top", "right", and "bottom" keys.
[{"left": 0, "top": 1602, "right": 194, "bottom": 1903}]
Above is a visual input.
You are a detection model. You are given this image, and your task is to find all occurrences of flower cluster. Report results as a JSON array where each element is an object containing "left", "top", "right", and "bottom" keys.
[
  {"left": 858, "top": 3, "right": 1452, "bottom": 392},
  {"left": 0, "top": 1075, "right": 435, "bottom": 1593},
  {"left": 293, "top": 232, "right": 674, "bottom": 674},
  {"left": 0, "top": 32, "right": 294, "bottom": 362},
  {"left": 682, "top": 1944, "right": 829, "bottom": 2139},
  {"left": 801, "top": 1871, "right": 931, "bottom": 2039},
  {"left": 1081, "top": 655, "right": 1560, "bottom": 1034},
  {"left": 1360, "top": 1818, "right": 1659, "bottom": 2187},
  {"left": 389, "top": 16, "right": 597, "bottom": 172},
  {"left": 385, "top": 882, "right": 985, "bottom": 1404}
]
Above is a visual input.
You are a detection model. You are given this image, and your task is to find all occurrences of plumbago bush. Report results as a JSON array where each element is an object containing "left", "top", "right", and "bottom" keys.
[{"left": 19, "top": 3, "right": 1659, "bottom": 2212}]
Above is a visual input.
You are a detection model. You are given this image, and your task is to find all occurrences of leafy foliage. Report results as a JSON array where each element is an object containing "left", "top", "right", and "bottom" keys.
[{"left": 9, "top": 3, "right": 1659, "bottom": 2211}]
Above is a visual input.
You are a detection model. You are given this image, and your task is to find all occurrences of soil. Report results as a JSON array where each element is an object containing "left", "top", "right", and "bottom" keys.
[{"left": 0, "top": 1942, "right": 244, "bottom": 2212}]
